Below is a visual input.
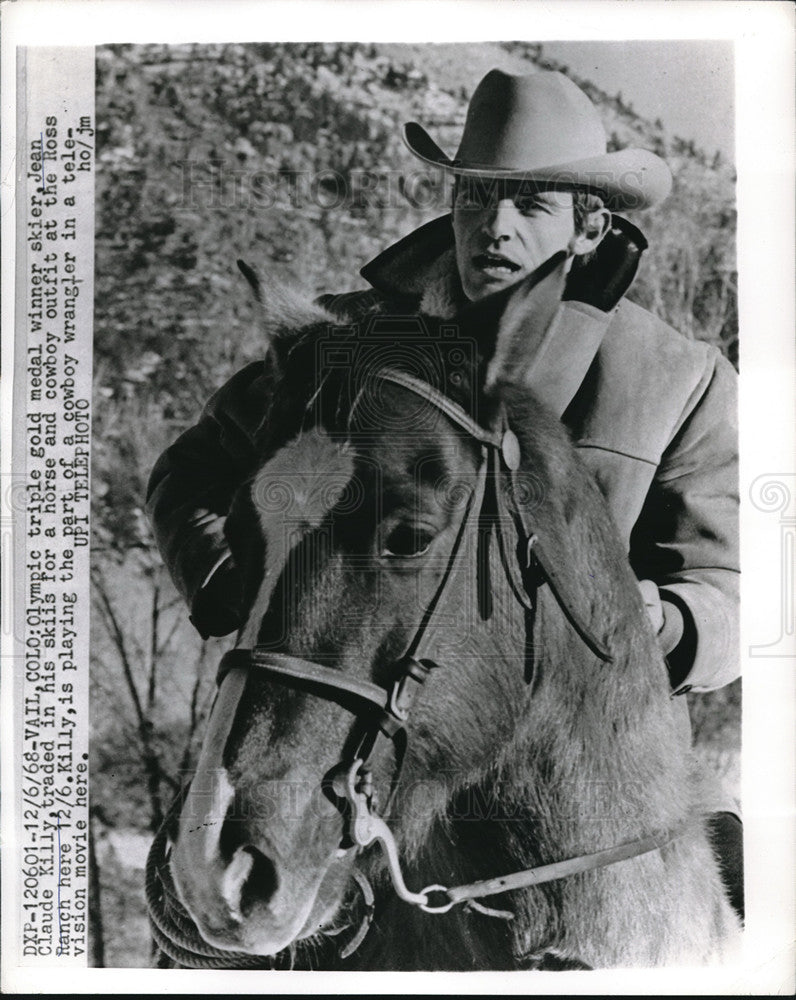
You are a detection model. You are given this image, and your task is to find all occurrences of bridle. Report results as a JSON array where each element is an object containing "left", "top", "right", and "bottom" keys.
[{"left": 146, "top": 367, "right": 686, "bottom": 966}]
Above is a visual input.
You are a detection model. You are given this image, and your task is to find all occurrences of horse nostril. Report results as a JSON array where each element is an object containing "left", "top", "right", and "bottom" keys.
[
  {"left": 218, "top": 806, "right": 279, "bottom": 916},
  {"left": 238, "top": 845, "right": 279, "bottom": 917},
  {"left": 218, "top": 802, "right": 245, "bottom": 864},
  {"left": 221, "top": 844, "right": 279, "bottom": 918}
]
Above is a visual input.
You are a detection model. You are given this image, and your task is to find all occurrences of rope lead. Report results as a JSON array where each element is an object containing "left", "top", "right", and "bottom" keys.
[{"left": 144, "top": 791, "right": 376, "bottom": 968}]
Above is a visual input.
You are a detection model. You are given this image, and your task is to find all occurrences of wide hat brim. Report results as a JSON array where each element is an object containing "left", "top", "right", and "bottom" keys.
[{"left": 403, "top": 121, "right": 672, "bottom": 212}]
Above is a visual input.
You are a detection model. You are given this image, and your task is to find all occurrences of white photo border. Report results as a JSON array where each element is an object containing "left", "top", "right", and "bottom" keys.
[{"left": 2, "top": 1, "right": 794, "bottom": 994}]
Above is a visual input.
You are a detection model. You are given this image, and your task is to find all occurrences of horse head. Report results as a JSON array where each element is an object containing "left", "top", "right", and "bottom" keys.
[{"left": 156, "top": 279, "right": 739, "bottom": 969}]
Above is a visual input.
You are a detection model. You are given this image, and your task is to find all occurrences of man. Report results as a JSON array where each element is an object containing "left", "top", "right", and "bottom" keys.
[{"left": 147, "top": 69, "right": 738, "bottom": 701}]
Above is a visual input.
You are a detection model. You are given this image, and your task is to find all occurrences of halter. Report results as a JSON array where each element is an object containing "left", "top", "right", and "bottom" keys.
[
  {"left": 147, "top": 369, "right": 686, "bottom": 966},
  {"left": 214, "top": 371, "right": 683, "bottom": 912}
]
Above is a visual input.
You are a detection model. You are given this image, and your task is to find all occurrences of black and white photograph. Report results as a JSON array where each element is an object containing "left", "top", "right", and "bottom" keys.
[{"left": 2, "top": 1, "right": 794, "bottom": 993}]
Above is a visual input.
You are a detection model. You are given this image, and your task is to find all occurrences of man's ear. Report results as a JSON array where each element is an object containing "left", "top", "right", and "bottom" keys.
[
  {"left": 564, "top": 216, "right": 648, "bottom": 312},
  {"left": 570, "top": 207, "right": 612, "bottom": 258}
]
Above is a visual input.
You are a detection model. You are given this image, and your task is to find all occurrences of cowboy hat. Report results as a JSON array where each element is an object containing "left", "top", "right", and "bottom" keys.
[{"left": 403, "top": 69, "right": 672, "bottom": 211}]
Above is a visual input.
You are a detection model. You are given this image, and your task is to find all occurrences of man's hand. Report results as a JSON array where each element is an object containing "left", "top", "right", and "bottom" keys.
[
  {"left": 637, "top": 578, "right": 691, "bottom": 690},
  {"left": 637, "top": 578, "right": 665, "bottom": 634}
]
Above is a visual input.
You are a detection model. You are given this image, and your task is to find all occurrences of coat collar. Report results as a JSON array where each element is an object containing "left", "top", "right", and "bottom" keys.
[
  {"left": 360, "top": 214, "right": 623, "bottom": 419},
  {"left": 360, "top": 215, "right": 463, "bottom": 315}
]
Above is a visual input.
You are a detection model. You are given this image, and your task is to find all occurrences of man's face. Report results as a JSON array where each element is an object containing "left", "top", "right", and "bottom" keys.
[{"left": 452, "top": 177, "right": 578, "bottom": 301}]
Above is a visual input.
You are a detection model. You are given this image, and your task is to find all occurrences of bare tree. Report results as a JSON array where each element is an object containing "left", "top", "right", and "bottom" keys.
[{"left": 89, "top": 551, "right": 215, "bottom": 965}]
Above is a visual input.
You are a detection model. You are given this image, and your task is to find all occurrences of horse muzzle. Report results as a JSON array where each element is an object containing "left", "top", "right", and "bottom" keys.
[
  {"left": 169, "top": 760, "right": 352, "bottom": 954},
  {"left": 167, "top": 667, "right": 351, "bottom": 955}
]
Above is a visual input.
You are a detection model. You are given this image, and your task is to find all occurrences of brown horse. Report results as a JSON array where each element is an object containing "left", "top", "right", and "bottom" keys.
[{"left": 149, "top": 285, "right": 740, "bottom": 970}]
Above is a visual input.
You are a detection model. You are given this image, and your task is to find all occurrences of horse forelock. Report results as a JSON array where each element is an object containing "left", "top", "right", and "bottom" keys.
[{"left": 259, "top": 295, "right": 491, "bottom": 455}]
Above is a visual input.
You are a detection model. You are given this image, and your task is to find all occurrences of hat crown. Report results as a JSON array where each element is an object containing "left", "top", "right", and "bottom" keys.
[
  {"left": 401, "top": 67, "right": 673, "bottom": 210},
  {"left": 455, "top": 70, "right": 607, "bottom": 171}
]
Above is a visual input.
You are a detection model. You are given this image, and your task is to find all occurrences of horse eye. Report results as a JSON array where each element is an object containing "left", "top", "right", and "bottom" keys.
[{"left": 381, "top": 524, "right": 435, "bottom": 559}]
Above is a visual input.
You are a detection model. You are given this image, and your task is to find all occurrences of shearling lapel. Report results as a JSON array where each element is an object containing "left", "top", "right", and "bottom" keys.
[
  {"left": 504, "top": 299, "right": 614, "bottom": 419},
  {"left": 360, "top": 215, "right": 459, "bottom": 299}
]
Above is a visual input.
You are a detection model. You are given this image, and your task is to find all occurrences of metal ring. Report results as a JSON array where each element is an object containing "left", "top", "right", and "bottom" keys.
[{"left": 417, "top": 884, "right": 456, "bottom": 914}]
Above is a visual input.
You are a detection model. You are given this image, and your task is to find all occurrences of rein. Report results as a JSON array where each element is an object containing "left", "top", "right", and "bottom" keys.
[{"left": 147, "top": 367, "right": 685, "bottom": 965}]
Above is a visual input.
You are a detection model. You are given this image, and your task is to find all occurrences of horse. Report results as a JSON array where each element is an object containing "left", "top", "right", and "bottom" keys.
[{"left": 146, "top": 270, "right": 741, "bottom": 970}]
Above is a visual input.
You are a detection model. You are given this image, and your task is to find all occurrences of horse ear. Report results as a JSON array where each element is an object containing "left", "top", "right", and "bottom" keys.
[
  {"left": 238, "top": 257, "right": 282, "bottom": 370},
  {"left": 237, "top": 258, "right": 262, "bottom": 302},
  {"left": 236, "top": 259, "right": 341, "bottom": 374},
  {"left": 450, "top": 252, "right": 569, "bottom": 390}
]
